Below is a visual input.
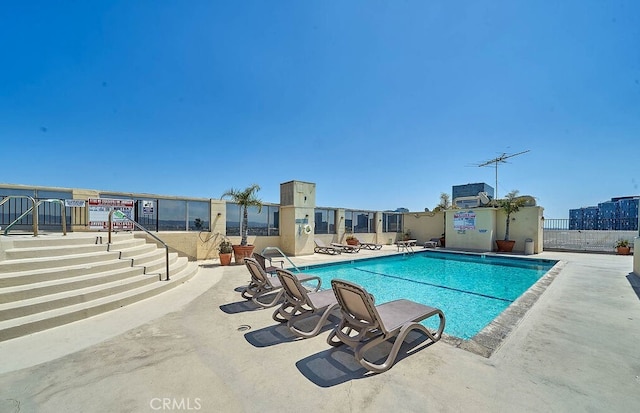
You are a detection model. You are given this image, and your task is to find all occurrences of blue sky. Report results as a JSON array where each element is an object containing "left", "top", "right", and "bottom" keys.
[{"left": 1, "top": 1, "right": 638, "bottom": 219}]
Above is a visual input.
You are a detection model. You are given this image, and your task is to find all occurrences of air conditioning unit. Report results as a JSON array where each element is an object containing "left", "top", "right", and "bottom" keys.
[{"left": 453, "top": 192, "right": 492, "bottom": 209}]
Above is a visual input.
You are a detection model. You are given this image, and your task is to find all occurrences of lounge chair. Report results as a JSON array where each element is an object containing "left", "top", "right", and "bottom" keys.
[
  {"left": 314, "top": 238, "right": 342, "bottom": 255},
  {"left": 356, "top": 238, "right": 382, "bottom": 250},
  {"left": 327, "top": 279, "right": 445, "bottom": 373},
  {"left": 252, "top": 252, "right": 284, "bottom": 274},
  {"left": 273, "top": 269, "right": 340, "bottom": 338},
  {"left": 395, "top": 239, "right": 417, "bottom": 251},
  {"left": 242, "top": 258, "right": 321, "bottom": 308},
  {"left": 331, "top": 242, "right": 360, "bottom": 253}
]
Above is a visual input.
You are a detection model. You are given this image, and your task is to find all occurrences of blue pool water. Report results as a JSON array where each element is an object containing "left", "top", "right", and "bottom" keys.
[{"left": 300, "top": 251, "right": 557, "bottom": 340}]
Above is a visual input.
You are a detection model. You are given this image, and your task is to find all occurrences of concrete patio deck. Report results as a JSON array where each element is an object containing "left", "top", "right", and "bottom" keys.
[{"left": 0, "top": 248, "right": 639, "bottom": 412}]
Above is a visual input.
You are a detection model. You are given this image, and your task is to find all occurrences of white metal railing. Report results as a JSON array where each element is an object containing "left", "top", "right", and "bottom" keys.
[{"left": 543, "top": 229, "right": 636, "bottom": 252}]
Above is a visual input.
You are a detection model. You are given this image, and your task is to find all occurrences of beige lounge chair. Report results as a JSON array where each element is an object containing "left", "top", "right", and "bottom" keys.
[
  {"left": 242, "top": 258, "right": 321, "bottom": 308},
  {"left": 327, "top": 279, "right": 445, "bottom": 373},
  {"left": 252, "top": 252, "right": 284, "bottom": 274},
  {"left": 314, "top": 238, "right": 342, "bottom": 255},
  {"left": 331, "top": 242, "right": 360, "bottom": 253},
  {"left": 356, "top": 238, "right": 382, "bottom": 250},
  {"left": 273, "top": 269, "right": 340, "bottom": 338}
]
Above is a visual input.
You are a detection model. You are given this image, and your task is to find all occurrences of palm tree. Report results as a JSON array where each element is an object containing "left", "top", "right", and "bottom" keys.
[
  {"left": 434, "top": 192, "right": 451, "bottom": 212},
  {"left": 498, "top": 190, "right": 527, "bottom": 241},
  {"left": 221, "top": 184, "right": 263, "bottom": 246}
]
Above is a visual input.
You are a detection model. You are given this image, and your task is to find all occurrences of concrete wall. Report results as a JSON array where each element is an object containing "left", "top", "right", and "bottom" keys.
[
  {"left": 445, "top": 208, "right": 497, "bottom": 251},
  {"left": 403, "top": 212, "right": 446, "bottom": 243},
  {"left": 442, "top": 206, "right": 543, "bottom": 254},
  {"left": 279, "top": 181, "right": 316, "bottom": 256}
]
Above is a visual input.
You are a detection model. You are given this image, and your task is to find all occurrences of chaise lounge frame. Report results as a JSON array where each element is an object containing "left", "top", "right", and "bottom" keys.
[
  {"left": 242, "top": 258, "right": 321, "bottom": 309},
  {"left": 327, "top": 279, "right": 445, "bottom": 373},
  {"left": 274, "top": 269, "right": 340, "bottom": 338}
]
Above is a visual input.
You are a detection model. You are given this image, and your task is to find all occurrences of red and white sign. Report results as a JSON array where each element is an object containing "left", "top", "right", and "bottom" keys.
[{"left": 88, "top": 198, "right": 135, "bottom": 230}]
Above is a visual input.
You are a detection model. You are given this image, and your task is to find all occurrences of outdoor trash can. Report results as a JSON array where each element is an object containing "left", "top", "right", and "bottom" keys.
[{"left": 524, "top": 238, "right": 534, "bottom": 255}]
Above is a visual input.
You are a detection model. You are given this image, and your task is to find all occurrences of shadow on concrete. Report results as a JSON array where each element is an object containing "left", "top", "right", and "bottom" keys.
[
  {"left": 219, "top": 299, "right": 265, "bottom": 314},
  {"left": 625, "top": 273, "right": 640, "bottom": 300},
  {"left": 244, "top": 315, "right": 339, "bottom": 347},
  {"left": 244, "top": 323, "right": 300, "bottom": 347},
  {"left": 296, "top": 330, "right": 436, "bottom": 387}
]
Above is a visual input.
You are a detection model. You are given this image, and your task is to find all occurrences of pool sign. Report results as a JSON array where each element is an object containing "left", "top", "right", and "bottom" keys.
[
  {"left": 453, "top": 211, "right": 476, "bottom": 230},
  {"left": 64, "top": 199, "right": 86, "bottom": 208},
  {"left": 88, "top": 198, "right": 134, "bottom": 230},
  {"left": 142, "top": 200, "right": 154, "bottom": 215}
]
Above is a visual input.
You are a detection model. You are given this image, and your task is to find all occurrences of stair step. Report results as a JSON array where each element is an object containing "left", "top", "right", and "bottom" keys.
[
  {"left": 5, "top": 233, "right": 134, "bottom": 249},
  {"left": 0, "top": 259, "right": 135, "bottom": 288},
  {"left": 0, "top": 274, "right": 159, "bottom": 321},
  {"left": 0, "top": 250, "right": 122, "bottom": 273},
  {"left": 111, "top": 243, "right": 159, "bottom": 258},
  {"left": 0, "top": 262, "right": 199, "bottom": 342},
  {"left": 0, "top": 266, "right": 146, "bottom": 304},
  {"left": 4, "top": 243, "right": 110, "bottom": 260}
]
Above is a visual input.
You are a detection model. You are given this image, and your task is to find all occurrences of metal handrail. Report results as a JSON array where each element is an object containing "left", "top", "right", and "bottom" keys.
[
  {"left": 2, "top": 198, "right": 68, "bottom": 236},
  {"left": 108, "top": 210, "right": 170, "bottom": 281},
  {"left": 261, "top": 246, "right": 300, "bottom": 272}
]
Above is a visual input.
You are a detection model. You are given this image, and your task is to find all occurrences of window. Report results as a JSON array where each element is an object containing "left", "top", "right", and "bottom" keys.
[
  {"left": 345, "top": 210, "right": 375, "bottom": 233},
  {"left": 225, "top": 203, "right": 279, "bottom": 236},
  {"left": 383, "top": 212, "right": 403, "bottom": 233},
  {"left": 314, "top": 208, "right": 336, "bottom": 234},
  {"left": 102, "top": 196, "right": 210, "bottom": 232},
  {"left": 188, "top": 200, "right": 210, "bottom": 231}
]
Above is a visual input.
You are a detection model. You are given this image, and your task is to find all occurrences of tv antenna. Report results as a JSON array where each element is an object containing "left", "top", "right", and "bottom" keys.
[{"left": 476, "top": 150, "right": 530, "bottom": 204}]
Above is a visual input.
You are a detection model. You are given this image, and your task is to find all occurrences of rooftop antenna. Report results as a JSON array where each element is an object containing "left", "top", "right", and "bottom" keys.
[{"left": 476, "top": 150, "right": 530, "bottom": 205}]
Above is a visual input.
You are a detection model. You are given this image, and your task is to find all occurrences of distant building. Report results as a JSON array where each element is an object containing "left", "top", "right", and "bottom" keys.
[
  {"left": 569, "top": 196, "right": 639, "bottom": 230},
  {"left": 452, "top": 183, "right": 494, "bottom": 201}
]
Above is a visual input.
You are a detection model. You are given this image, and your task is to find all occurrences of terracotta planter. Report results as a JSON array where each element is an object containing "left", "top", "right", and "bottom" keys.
[
  {"left": 496, "top": 240, "right": 516, "bottom": 252},
  {"left": 346, "top": 238, "right": 359, "bottom": 246},
  {"left": 439, "top": 237, "right": 446, "bottom": 248},
  {"left": 219, "top": 253, "right": 232, "bottom": 266},
  {"left": 232, "top": 245, "right": 255, "bottom": 264},
  {"left": 616, "top": 246, "right": 631, "bottom": 255}
]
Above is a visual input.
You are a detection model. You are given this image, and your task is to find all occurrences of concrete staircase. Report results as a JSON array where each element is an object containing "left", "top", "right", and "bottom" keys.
[{"left": 0, "top": 233, "right": 199, "bottom": 342}]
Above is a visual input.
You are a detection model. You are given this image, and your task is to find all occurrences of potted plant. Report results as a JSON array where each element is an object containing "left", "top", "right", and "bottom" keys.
[
  {"left": 221, "top": 184, "right": 263, "bottom": 264},
  {"left": 345, "top": 234, "right": 359, "bottom": 246},
  {"left": 615, "top": 239, "right": 631, "bottom": 255},
  {"left": 403, "top": 229, "right": 412, "bottom": 241},
  {"left": 496, "top": 190, "right": 527, "bottom": 252},
  {"left": 218, "top": 239, "right": 233, "bottom": 266}
]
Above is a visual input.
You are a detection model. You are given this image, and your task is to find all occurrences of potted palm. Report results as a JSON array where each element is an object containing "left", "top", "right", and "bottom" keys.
[
  {"left": 345, "top": 234, "right": 359, "bottom": 246},
  {"left": 496, "top": 190, "right": 527, "bottom": 252},
  {"left": 218, "top": 239, "right": 233, "bottom": 266},
  {"left": 221, "top": 184, "right": 263, "bottom": 264},
  {"left": 615, "top": 239, "right": 631, "bottom": 255}
]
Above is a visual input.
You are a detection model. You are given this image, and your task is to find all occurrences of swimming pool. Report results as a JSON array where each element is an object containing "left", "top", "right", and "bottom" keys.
[{"left": 299, "top": 251, "right": 558, "bottom": 340}]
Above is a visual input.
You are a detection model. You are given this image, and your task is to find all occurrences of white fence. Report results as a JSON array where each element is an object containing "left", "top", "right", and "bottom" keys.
[{"left": 543, "top": 230, "right": 636, "bottom": 252}]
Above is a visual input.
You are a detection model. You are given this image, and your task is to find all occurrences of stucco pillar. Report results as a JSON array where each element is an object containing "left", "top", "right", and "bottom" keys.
[
  {"left": 279, "top": 181, "right": 316, "bottom": 256},
  {"left": 71, "top": 188, "right": 99, "bottom": 232}
]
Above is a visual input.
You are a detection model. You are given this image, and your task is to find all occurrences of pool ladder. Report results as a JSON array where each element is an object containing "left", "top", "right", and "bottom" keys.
[
  {"left": 261, "top": 246, "right": 301, "bottom": 272},
  {"left": 398, "top": 242, "right": 415, "bottom": 256}
]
